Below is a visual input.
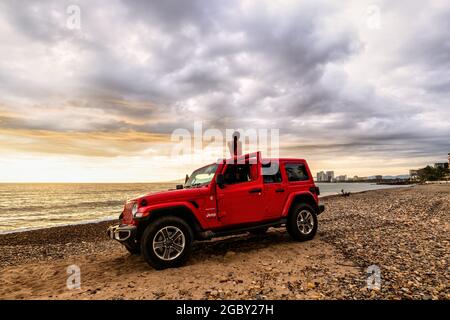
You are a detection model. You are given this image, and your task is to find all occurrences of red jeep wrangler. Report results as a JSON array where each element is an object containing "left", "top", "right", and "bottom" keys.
[{"left": 107, "top": 152, "right": 324, "bottom": 269}]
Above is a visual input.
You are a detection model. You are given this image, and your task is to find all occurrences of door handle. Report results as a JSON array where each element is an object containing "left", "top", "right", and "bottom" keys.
[
  {"left": 275, "top": 188, "right": 285, "bottom": 193},
  {"left": 248, "top": 188, "right": 262, "bottom": 194}
]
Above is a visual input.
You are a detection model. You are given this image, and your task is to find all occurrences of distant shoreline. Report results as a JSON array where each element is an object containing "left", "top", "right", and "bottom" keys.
[
  {"left": 318, "top": 184, "right": 414, "bottom": 199},
  {"left": 315, "top": 181, "right": 414, "bottom": 184}
]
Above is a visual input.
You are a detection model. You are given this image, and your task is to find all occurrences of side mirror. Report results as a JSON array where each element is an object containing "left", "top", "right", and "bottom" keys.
[
  {"left": 215, "top": 173, "right": 225, "bottom": 189},
  {"left": 176, "top": 184, "right": 184, "bottom": 190},
  {"left": 185, "top": 174, "right": 189, "bottom": 184}
]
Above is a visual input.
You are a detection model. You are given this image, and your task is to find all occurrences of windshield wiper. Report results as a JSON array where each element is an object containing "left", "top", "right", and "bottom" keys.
[{"left": 190, "top": 183, "right": 207, "bottom": 188}]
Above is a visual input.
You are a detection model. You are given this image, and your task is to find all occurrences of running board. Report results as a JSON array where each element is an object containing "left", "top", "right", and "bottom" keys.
[{"left": 197, "top": 218, "right": 287, "bottom": 240}]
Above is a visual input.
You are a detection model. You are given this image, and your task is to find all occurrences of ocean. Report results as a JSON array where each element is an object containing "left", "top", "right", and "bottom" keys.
[{"left": 0, "top": 182, "right": 411, "bottom": 233}]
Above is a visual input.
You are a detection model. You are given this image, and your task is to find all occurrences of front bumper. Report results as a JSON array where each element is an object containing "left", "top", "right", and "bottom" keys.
[
  {"left": 318, "top": 204, "right": 325, "bottom": 215},
  {"left": 107, "top": 224, "right": 137, "bottom": 242}
]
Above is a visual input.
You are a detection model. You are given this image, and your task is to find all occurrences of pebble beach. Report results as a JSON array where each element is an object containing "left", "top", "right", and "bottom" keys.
[{"left": 0, "top": 184, "right": 448, "bottom": 300}]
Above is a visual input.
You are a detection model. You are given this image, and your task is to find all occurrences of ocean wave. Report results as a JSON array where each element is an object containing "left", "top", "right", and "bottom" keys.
[
  {"left": 0, "top": 200, "right": 125, "bottom": 212},
  {"left": 0, "top": 216, "right": 117, "bottom": 235}
]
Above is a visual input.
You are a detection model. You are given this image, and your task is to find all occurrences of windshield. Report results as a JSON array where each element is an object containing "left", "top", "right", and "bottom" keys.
[{"left": 185, "top": 164, "right": 218, "bottom": 187}]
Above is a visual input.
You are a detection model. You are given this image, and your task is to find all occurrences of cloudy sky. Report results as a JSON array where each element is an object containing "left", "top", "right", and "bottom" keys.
[{"left": 0, "top": 0, "right": 449, "bottom": 182}]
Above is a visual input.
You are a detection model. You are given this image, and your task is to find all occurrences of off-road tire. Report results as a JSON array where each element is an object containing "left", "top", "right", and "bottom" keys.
[
  {"left": 124, "top": 241, "right": 141, "bottom": 255},
  {"left": 286, "top": 203, "right": 318, "bottom": 241},
  {"left": 141, "top": 216, "right": 193, "bottom": 270}
]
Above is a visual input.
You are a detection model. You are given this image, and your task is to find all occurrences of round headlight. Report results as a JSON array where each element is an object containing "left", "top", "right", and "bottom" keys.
[{"left": 132, "top": 203, "right": 138, "bottom": 216}]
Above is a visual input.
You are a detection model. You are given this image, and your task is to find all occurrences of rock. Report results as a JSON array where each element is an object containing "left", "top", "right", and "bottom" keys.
[
  {"left": 307, "top": 282, "right": 315, "bottom": 289},
  {"left": 225, "top": 251, "right": 236, "bottom": 258},
  {"left": 311, "top": 293, "right": 321, "bottom": 299}
]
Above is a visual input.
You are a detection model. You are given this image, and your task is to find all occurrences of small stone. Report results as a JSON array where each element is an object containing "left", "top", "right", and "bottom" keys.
[
  {"left": 225, "top": 251, "right": 236, "bottom": 258},
  {"left": 210, "top": 290, "right": 219, "bottom": 296},
  {"left": 307, "top": 282, "right": 315, "bottom": 289}
]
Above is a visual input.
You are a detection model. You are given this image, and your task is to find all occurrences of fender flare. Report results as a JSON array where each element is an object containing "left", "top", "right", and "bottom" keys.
[
  {"left": 281, "top": 191, "right": 319, "bottom": 216},
  {"left": 137, "top": 201, "right": 206, "bottom": 232}
]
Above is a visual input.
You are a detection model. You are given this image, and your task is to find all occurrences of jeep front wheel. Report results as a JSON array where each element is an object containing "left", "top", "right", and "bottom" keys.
[
  {"left": 287, "top": 203, "right": 318, "bottom": 241},
  {"left": 124, "top": 241, "right": 141, "bottom": 255},
  {"left": 141, "top": 216, "right": 193, "bottom": 269}
]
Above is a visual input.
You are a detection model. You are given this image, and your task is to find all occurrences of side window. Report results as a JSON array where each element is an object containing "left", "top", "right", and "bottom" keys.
[
  {"left": 262, "top": 162, "right": 282, "bottom": 184},
  {"left": 223, "top": 164, "right": 256, "bottom": 185},
  {"left": 285, "top": 163, "right": 309, "bottom": 182}
]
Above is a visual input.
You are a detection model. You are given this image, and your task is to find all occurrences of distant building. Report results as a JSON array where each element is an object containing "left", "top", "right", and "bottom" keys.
[
  {"left": 316, "top": 171, "right": 327, "bottom": 182},
  {"left": 335, "top": 175, "right": 347, "bottom": 182},
  {"left": 447, "top": 153, "right": 450, "bottom": 180},
  {"left": 325, "top": 171, "right": 334, "bottom": 182},
  {"left": 315, "top": 170, "right": 335, "bottom": 182},
  {"left": 374, "top": 175, "right": 382, "bottom": 181},
  {"left": 434, "top": 162, "right": 449, "bottom": 169}
]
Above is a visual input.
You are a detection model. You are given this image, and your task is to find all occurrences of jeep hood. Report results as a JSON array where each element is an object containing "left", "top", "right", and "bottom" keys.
[{"left": 132, "top": 186, "right": 210, "bottom": 204}]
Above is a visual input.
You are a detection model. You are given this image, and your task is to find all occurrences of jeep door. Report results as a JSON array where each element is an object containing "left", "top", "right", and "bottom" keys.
[
  {"left": 216, "top": 155, "right": 264, "bottom": 226},
  {"left": 262, "top": 161, "right": 288, "bottom": 219}
]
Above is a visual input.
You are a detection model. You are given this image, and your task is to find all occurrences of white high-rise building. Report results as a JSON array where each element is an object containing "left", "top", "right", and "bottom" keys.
[
  {"left": 325, "top": 171, "right": 334, "bottom": 182},
  {"left": 316, "top": 171, "right": 327, "bottom": 182}
]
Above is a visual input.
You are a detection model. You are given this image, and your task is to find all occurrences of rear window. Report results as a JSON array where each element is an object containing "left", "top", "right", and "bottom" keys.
[{"left": 284, "top": 163, "right": 309, "bottom": 181}]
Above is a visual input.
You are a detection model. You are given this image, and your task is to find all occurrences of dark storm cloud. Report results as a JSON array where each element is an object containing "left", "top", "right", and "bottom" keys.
[
  {"left": 0, "top": 0, "right": 449, "bottom": 164},
  {"left": 122, "top": 0, "right": 218, "bottom": 33}
]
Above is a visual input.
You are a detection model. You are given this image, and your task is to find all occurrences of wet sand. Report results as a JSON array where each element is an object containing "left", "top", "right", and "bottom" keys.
[{"left": 0, "top": 184, "right": 448, "bottom": 300}]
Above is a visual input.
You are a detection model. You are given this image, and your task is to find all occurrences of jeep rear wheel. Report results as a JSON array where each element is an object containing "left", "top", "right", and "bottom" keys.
[
  {"left": 287, "top": 203, "right": 318, "bottom": 241},
  {"left": 141, "top": 216, "right": 193, "bottom": 270}
]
